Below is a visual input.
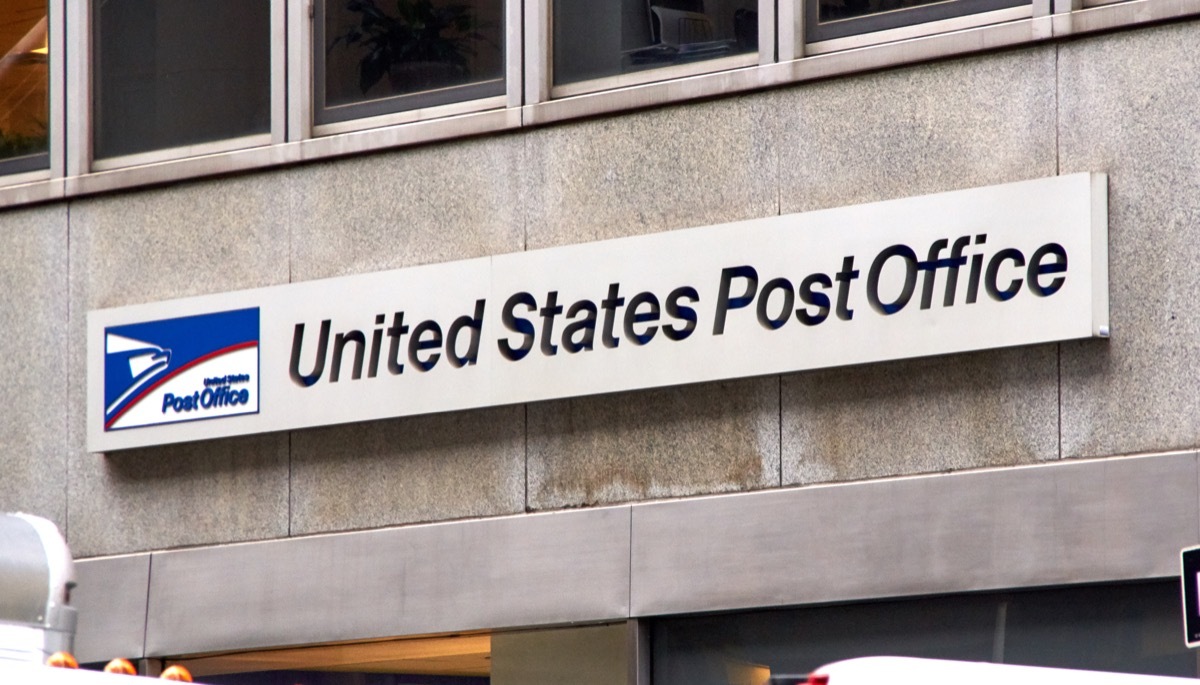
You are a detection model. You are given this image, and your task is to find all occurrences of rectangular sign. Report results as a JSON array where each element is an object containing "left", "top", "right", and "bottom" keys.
[
  {"left": 103, "top": 308, "right": 260, "bottom": 431},
  {"left": 88, "top": 173, "right": 1108, "bottom": 452}
]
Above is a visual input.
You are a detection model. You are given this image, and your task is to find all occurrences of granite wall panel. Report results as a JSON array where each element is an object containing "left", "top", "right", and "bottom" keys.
[
  {"left": 288, "top": 135, "right": 526, "bottom": 282},
  {"left": 522, "top": 88, "right": 782, "bottom": 509},
  {"left": 776, "top": 46, "right": 1062, "bottom": 483},
  {"left": 0, "top": 204, "right": 69, "bottom": 531},
  {"left": 1058, "top": 21, "right": 1200, "bottom": 458},
  {"left": 289, "top": 406, "right": 526, "bottom": 535},
  {"left": 528, "top": 378, "right": 780, "bottom": 509},
  {"left": 774, "top": 45, "right": 1058, "bottom": 214},
  {"left": 285, "top": 136, "right": 528, "bottom": 534},
  {"left": 67, "top": 174, "right": 292, "bottom": 557}
]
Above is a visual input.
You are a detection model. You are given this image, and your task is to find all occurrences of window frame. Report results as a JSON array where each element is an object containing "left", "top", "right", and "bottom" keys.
[
  {"left": 81, "top": 0, "right": 286, "bottom": 173},
  {"left": 803, "top": 0, "right": 1030, "bottom": 44},
  {"left": 0, "top": 0, "right": 60, "bottom": 183},
  {"left": 538, "top": 0, "right": 776, "bottom": 101},
  {"left": 0, "top": 0, "right": 1191, "bottom": 201},
  {"left": 802, "top": 3, "right": 1032, "bottom": 54},
  {"left": 0, "top": 153, "right": 51, "bottom": 178},
  {"left": 309, "top": 0, "right": 522, "bottom": 138}
]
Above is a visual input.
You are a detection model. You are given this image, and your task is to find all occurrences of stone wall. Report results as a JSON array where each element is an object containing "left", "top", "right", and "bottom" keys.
[{"left": 2, "top": 19, "right": 1198, "bottom": 558}]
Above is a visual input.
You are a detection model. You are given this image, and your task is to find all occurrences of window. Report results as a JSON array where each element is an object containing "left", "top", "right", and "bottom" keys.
[
  {"left": 651, "top": 582, "right": 1196, "bottom": 685},
  {"left": 805, "top": 0, "right": 1026, "bottom": 43},
  {"left": 92, "top": 0, "right": 271, "bottom": 161},
  {"left": 315, "top": 0, "right": 507, "bottom": 126},
  {"left": 552, "top": 0, "right": 759, "bottom": 88},
  {"left": 145, "top": 624, "right": 629, "bottom": 685},
  {"left": 0, "top": 0, "right": 49, "bottom": 175}
]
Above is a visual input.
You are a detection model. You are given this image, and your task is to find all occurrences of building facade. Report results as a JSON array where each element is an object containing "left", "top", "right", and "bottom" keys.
[{"left": 2, "top": 0, "right": 1200, "bottom": 682}]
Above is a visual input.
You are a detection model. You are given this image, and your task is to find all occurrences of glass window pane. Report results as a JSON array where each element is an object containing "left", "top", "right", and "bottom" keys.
[
  {"left": 0, "top": 0, "right": 49, "bottom": 174},
  {"left": 163, "top": 633, "right": 493, "bottom": 684},
  {"left": 553, "top": 0, "right": 758, "bottom": 87},
  {"left": 1004, "top": 582, "right": 1195, "bottom": 678},
  {"left": 652, "top": 595, "right": 998, "bottom": 685},
  {"left": 807, "top": 0, "right": 1024, "bottom": 42},
  {"left": 317, "top": 0, "right": 506, "bottom": 126},
  {"left": 651, "top": 582, "right": 1196, "bottom": 685},
  {"left": 93, "top": 0, "right": 271, "bottom": 160},
  {"left": 818, "top": 0, "right": 945, "bottom": 23}
]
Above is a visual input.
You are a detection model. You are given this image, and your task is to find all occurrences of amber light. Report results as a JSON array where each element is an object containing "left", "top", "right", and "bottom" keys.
[
  {"left": 160, "top": 664, "right": 194, "bottom": 682},
  {"left": 46, "top": 651, "right": 79, "bottom": 669},
  {"left": 104, "top": 658, "right": 138, "bottom": 675}
]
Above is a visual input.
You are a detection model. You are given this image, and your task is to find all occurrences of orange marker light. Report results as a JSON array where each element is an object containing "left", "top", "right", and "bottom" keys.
[
  {"left": 104, "top": 658, "right": 138, "bottom": 675},
  {"left": 160, "top": 665, "right": 194, "bottom": 682},
  {"left": 46, "top": 651, "right": 79, "bottom": 668}
]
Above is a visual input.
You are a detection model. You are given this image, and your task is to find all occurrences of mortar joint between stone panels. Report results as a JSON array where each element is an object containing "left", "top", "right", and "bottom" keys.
[
  {"left": 64, "top": 200, "right": 72, "bottom": 539},
  {"left": 141, "top": 553, "right": 154, "bottom": 658},
  {"left": 288, "top": 181, "right": 295, "bottom": 284},
  {"left": 288, "top": 431, "right": 294, "bottom": 537},
  {"left": 1056, "top": 343, "right": 1062, "bottom": 461},
  {"left": 778, "top": 375, "right": 783, "bottom": 487},
  {"left": 629, "top": 507, "right": 636, "bottom": 616},
  {"left": 524, "top": 403, "right": 530, "bottom": 513},
  {"left": 1054, "top": 46, "right": 1060, "bottom": 177}
]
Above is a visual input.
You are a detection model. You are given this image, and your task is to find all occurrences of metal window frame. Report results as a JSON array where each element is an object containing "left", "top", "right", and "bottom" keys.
[
  {"left": 65, "top": 0, "right": 88, "bottom": 178},
  {"left": 0, "top": 154, "right": 51, "bottom": 178},
  {"left": 78, "top": 0, "right": 285, "bottom": 173},
  {"left": 804, "top": 4, "right": 1032, "bottom": 54},
  {"left": 90, "top": 134, "right": 277, "bottom": 173},
  {"left": 0, "top": 0, "right": 1196, "bottom": 202},
  {"left": 48, "top": 0, "right": 64, "bottom": 179},
  {"left": 538, "top": 0, "right": 779, "bottom": 102},
  {"left": 307, "top": 0, "right": 520, "bottom": 137},
  {"left": 803, "top": 0, "right": 1030, "bottom": 44},
  {"left": 0, "top": 0, "right": 60, "bottom": 186}
]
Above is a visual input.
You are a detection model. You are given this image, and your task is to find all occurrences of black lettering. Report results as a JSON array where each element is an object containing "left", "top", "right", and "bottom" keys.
[
  {"left": 867, "top": 245, "right": 917, "bottom": 315},
  {"left": 713, "top": 266, "right": 758, "bottom": 335},
  {"left": 624, "top": 292, "right": 660, "bottom": 345},
  {"left": 918, "top": 238, "right": 950, "bottom": 310},
  {"left": 600, "top": 283, "right": 626, "bottom": 349},
  {"left": 796, "top": 273, "right": 831, "bottom": 326},
  {"left": 1027, "top": 243, "right": 1068, "bottom": 297},
  {"left": 943, "top": 236, "right": 972, "bottom": 306},
  {"left": 834, "top": 256, "right": 859, "bottom": 321},
  {"left": 966, "top": 234, "right": 987, "bottom": 304},
  {"left": 408, "top": 320, "right": 442, "bottom": 372},
  {"left": 985, "top": 248, "right": 1025, "bottom": 301},
  {"left": 368, "top": 314, "right": 385, "bottom": 378},
  {"left": 539, "top": 291, "right": 563, "bottom": 356},
  {"left": 499, "top": 292, "right": 537, "bottom": 361},
  {"left": 562, "top": 300, "right": 598, "bottom": 353},
  {"left": 663, "top": 286, "right": 699, "bottom": 341},
  {"left": 289, "top": 320, "right": 330, "bottom": 387},
  {"left": 446, "top": 299, "right": 486, "bottom": 368},
  {"left": 386, "top": 312, "right": 409, "bottom": 375},
  {"left": 330, "top": 330, "right": 366, "bottom": 382},
  {"left": 756, "top": 278, "right": 794, "bottom": 330}
]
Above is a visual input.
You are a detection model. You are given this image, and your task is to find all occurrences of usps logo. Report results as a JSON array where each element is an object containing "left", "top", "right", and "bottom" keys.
[{"left": 104, "top": 308, "right": 260, "bottom": 431}]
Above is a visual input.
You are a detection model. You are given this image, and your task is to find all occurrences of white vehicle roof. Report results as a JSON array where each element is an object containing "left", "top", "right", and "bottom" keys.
[{"left": 812, "top": 657, "right": 1199, "bottom": 685}]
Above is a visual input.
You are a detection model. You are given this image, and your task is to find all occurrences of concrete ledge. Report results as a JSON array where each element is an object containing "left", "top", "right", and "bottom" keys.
[
  {"left": 631, "top": 451, "right": 1199, "bottom": 615},
  {"left": 73, "top": 554, "right": 150, "bottom": 663},
  {"left": 143, "top": 506, "right": 632, "bottom": 656},
  {"left": 72, "top": 452, "right": 1200, "bottom": 661}
]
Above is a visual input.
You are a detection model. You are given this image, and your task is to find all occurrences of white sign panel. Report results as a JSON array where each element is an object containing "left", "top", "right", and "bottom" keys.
[{"left": 88, "top": 173, "right": 1108, "bottom": 452}]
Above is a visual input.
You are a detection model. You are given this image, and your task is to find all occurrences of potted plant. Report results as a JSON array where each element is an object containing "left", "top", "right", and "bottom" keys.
[
  {"left": 329, "top": 0, "right": 492, "bottom": 94},
  {"left": 0, "top": 127, "right": 47, "bottom": 160}
]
